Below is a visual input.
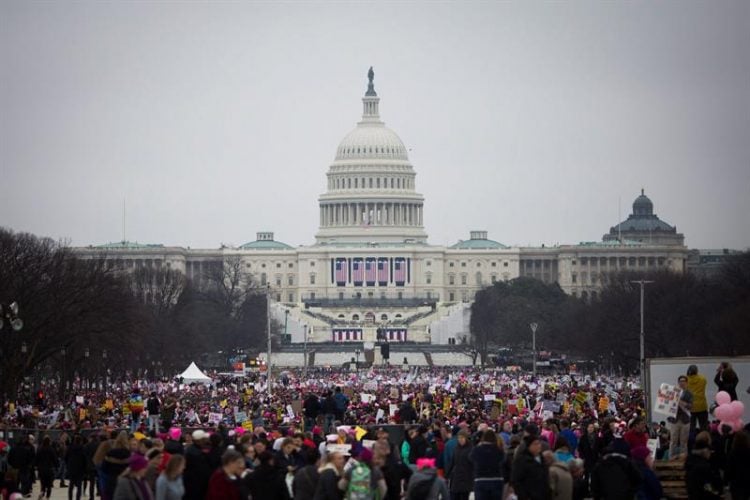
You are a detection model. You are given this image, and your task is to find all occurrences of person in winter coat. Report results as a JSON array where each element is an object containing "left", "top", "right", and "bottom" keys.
[
  {"left": 404, "top": 458, "right": 449, "bottom": 500},
  {"left": 512, "top": 435, "right": 550, "bottom": 500},
  {"left": 112, "top": 454, "right": 153, "bottom": 500},
  {"left": 576, "top": 422, "right": 600, "bottom": 477},
  {"left": 630, "top": 447, "right": 662, "bottom": 500},
  {"left": 182, "top": 431, "right": 212, "bottom": 500},
  {"left": 469, "top": 429, "right": 504, "bottom": 500},
  {"left": 408, "top": 427, "right": 430, "bottom": 465},
  {"left": 83, "top": 434, "right": 100, "bottom": 500},
  {"left": 313, "top": 450, "right": 345, "bottom": 500},
  {"left": 725, "top": 430, "right": 750, "bottom": 500},
  {"left": 686, "top": 365, "right": 709, "bottom": 431},
  {"left": 685, "top": 440, "right": 723, "bottom": 500},
  {"left": 590, "top": 439, "right": 642, "bottom": 500},
  {"left": 206, "top": 449, "right": 246, "bottom": 500},
  {"left": 544, "top": 451, "right": 573, "bottom": 500},
  {"left": 7, "top": 435, "right": 35, "bottom": 496},
  {"left": 714, "top": 362, "right": 739, "bottom": 401},
  {"left": 293, "top": 447, "right": 321, "bottom": 500},
  {"left": 35, "top": 436, "right": 58, "bottom": 499},
  {"left": 66, "top": 434, "right": 88, "bottom": 500},
  {"left": 445, "top": 429, "right": 473, "bottom": 500},
  {"left": 155, "top": 454, "right": 185, "bottom": 500},
  {"left": 247, "top": 451, "right": 286, "bottom": 500}
]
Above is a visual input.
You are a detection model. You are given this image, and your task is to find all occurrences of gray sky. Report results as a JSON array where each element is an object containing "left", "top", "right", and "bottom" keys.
[{"left": 2, "top": 1, "right": 749, "bottom": 250}]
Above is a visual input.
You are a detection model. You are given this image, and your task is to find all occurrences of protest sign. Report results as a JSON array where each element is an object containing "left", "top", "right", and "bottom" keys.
[{"left": 654, "top": 383, "right": 682, "bottom": 418}]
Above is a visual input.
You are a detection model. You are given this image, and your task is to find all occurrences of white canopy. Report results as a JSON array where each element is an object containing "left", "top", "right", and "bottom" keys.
[{"left": 178, "top": 362, "right": 211, "bottom": 383}]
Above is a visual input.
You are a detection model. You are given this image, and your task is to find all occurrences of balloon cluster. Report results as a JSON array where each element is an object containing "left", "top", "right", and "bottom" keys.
[{"left": 713, "top": 391, "right": 744, "bottom": 432}]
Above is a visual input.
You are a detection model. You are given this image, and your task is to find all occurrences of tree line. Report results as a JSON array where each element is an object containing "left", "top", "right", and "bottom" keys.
[
  {"left": 470, "top": 252, "right": 750, "bottom": 370},
  {"left": 0, "top": 228, "right": 276, "bottom": 400}
]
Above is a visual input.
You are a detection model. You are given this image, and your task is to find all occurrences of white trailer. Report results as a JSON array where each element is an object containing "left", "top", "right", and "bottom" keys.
[{"left": 646, "top": 356, "right": 750, "bottom": 423}]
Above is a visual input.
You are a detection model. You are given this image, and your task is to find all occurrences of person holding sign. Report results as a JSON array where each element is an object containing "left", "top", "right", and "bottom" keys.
[{"left": 669, "top": 376, "right": 692, "bottom": 460}]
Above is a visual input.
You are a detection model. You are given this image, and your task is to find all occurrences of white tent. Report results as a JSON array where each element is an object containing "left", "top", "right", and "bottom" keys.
[{"left": 178, "top": 362, "right": 212, "bottom": 383}]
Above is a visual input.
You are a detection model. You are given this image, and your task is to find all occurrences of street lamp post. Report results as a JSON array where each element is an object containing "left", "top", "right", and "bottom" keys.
[
  {"left": 630, "top": 279, "right": 654, "bottom": 410},
  {"left": 530, "top": 322, "right": 538, "bottom": 377},
  {"left": 84, "top": 347, "right": 90, "bottom": 389},
  {"left": 60, "top": 347, "right": 67, "bottom": 399},
  {"left": 302, "top": 325, "right": 309, "bottom": 377},
  {"left": 355, "top": 349, "right": 361, "bottom": 371},
  {"left": 102, "top": 349, "right": 107, "bottom": 390},
  {"left": 266, "top": 284, "right": 273, "bottom": 398}
]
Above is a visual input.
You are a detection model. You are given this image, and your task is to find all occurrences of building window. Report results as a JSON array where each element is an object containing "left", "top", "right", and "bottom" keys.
[
  {"left": 449, "top": 292, "right": 455, "bottom": 301},
  {"left": 426, "top": 274, "right": 432, "bottom": 284},
  {"left": 448, "top": 337, "right": 456, "bottom": 345},
  {"left": 276, "top": 294, "right": 281, "bottom": 301},
  {"left": 449, "top": 262, "right": 454, "bottom": 267},
  {"left": 288, "top": 263, "right": 294, "bottom": 268},
  {"left": 380, "top": 314, "right": 388, "bottom": 321},
  {"left": 504, "top": 262, "right": 508, "bottom": 267},
  {"left": 310, "top": 292, "right": 315, "bottom": 300},
  {"left": 426, "top": 261, "right": 431, "bottom": 266},
  {"left": 571, "top": 260, "right": 576, "bottom": 266},
  {"left": 572, "top": 274, "right": 577, "bottom": 283},
  {"left": 276, "top": 263, "right": 281, "bottom": 268},
  {"left": 260, "top": 273, "right": 267, "bottom": 285},
  {"left": 461, "top": 274, "right": 467, "bottom": 285},
  {"left": 288, "top": 293, "right": 294, "bottom": 302},
  {"left": 398, "top": 292, "right": 403, "bottom": 299},
  {"left": 426, "top": 291, "right": 432, "bottom": 299},
  {"left": 310, "top": 274, "right": 316, "bottom": 285},
  {"left": 276, "top": 276, "right": 282, "bottom": 286},
  {"left": 449, "top": 275, "right": 455, "bottom": 285},
  {"left": 491, "top": 262, "right": 497, "bottom": 267},
  {"left": 491, "top": 275, "right": 497, "bottom": 283},
  {"left": 461, "top": 262, "right": 466, "bottom": 267},
  {"left": 261, "top": 263, "right": 266, "bottom": 268},
  {"left": 339, "top": 292, "right": 344, "bottom": 299},
  {"left": 310, "top": 261, "right": 315, "bottom": 266},
  {"left": 477, "top": 262, "right": 481, "bottom": 267},
  {"left": 368, "top": 292, "right": 374, "bottom": 298},
  {"left": 288, "top": 276, "right": 294, "bottom": 286},
  {"left": 476, "top": 272, "right": 482, "bottom": 285}
]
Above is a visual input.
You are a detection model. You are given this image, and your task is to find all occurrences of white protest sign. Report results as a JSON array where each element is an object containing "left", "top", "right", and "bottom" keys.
[{"left": 389, "top": 404, "right": 398, "bottom": 417}]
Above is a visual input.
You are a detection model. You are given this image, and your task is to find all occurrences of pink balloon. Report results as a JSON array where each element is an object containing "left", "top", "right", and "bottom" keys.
[
  {"left": 714, "top": 404, "right": 732, "bottom": 422},
  {"left": 715, "top": 391, "right": 731, "bottom": 406},
  {"left": 728, "top": 400, "right": 745, "bottom": 420}
]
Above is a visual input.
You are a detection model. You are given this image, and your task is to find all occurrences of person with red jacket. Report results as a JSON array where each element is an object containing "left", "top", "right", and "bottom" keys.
[
  {"left": 623, "top": 416, "right": 649, "bottom": 451},
  {"left": 206, "top": 449, "right": 246, "bottom": 500}
]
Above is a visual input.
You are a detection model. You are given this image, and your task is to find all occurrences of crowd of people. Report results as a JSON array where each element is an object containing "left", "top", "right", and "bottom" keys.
[{"left": 0, "top": 362, "right": 748, "bottom": 500}]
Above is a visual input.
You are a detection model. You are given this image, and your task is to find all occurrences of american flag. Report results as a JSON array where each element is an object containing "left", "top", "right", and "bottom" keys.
[
  {"left": 377, "top": 258, "right": 388, "bottom": 285},
  {"left": 352, "top": 259, "right": 364, "bottom": 284},
  {"left": 394, "top": 258, "right": 406, "bottom": 284},
  {"left": 335, "top": 259, "right": 347, "bottom": 284},
  {"left": 365, "top": 258, "right": 376, "bottom": 284}
]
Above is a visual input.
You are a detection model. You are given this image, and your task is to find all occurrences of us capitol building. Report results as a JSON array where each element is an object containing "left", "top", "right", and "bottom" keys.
[{"left": 76, "top": 69, "right": 688, "bottom": 362}]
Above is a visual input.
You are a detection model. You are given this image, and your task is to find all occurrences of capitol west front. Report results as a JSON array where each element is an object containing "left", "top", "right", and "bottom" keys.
[{"left": 76, "top": 70, "right": 688, "bottom": 360}]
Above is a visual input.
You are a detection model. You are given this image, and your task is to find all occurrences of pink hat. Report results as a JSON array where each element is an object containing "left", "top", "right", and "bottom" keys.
[
  {"left": 168, "top": 427, "right": 182, "bottom": 440},
  {"left": 129, "top": 453, "right": 149, "bottom": 472}
]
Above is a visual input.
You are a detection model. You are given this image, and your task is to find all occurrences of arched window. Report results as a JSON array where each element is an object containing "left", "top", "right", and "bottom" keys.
[
  {"left": 380, "top": 314, "right": 388, "bottom": 321},
  {"left": 352, "top": 314, "right": 360, "bottom": 321}
]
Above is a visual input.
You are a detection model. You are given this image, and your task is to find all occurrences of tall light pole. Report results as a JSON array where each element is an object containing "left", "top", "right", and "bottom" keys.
[
  {"left": 530, "top": 322, "right": 538, "bottom": 377},
  {"left": 266, "top": 284, "right": 273, "bottom": 398},
  {"left": 631, "top": 279, "right": 654, "bottom": 406},
  {"left": 302, "top": 324, "right": 309, "bottom": 377}
]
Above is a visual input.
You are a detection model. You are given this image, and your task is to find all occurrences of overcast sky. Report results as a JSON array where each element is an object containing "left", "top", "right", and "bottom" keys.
[{"left": 2, "top": 1, "right": 749, "bottom": 250}]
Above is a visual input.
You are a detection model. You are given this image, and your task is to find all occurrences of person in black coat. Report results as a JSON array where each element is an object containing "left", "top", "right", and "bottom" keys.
[
  {"left": 66, "top": 434, "right": 88, "bottom": 500},
  {"left": 685, "top": 441, "right": 723, "bottom": 499},
  {"left": 183, "top": 432, "right": 213, "bottom": 500},
  {"left": 590, "top": 439, "right": 642, "bottom": 500},
  {"left": 247, "top": 451, "right": 288, "bottom": 500},
  {"left": 7, "top": 435, "right": 35, "bottom": 496},
  {"left": 399, "top": 399, "right": 418, "bottom": 425},
  {"left": 35, "top": 436, "right": 58, "bottom": 499},
  {"left": 446, "top": 430, "right": 474, "bottom": 500},
  {"left": 714, "top": 362, "right": 739, "bottom": 401},
  {"left": 82, "top": 434, "right": 99, "bottom": 500},
  {"left": 292, "top": 447, "right": 320, "bottom": 500},
  {"left": 407, "top": 427, "right": 429, "bottom": 464},
  {"left": 511, "top": 435, "right": 550, "bottom": 500},
  {"left": 726, "top": 430, "right": 750, "bottom": 500},
  {"left": 303, "top": 393, "right": 321, "bottom": 431},
  {"left": 576, "top": 422, "right": 600, "bottom": 476}
]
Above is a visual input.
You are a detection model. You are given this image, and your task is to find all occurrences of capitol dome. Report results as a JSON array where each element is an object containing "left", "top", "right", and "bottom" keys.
[{"left": 335, "top": 125, "right": 408, "bottom": 161}]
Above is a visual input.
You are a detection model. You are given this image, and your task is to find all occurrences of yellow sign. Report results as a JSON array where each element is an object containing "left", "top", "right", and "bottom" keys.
[
  {"left": 355, "top": 426, "right": 368, "bottom": 441},
  {"left": 443, "top": 396, "right": 451, "bottom": 412},
  {"left": 242, "top": 421, "right": 253, "bottom": 431}
]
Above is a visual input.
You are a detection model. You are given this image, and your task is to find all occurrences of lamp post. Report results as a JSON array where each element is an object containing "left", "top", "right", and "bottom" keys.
[
  {"left": 355, "top": 348, "right": 361, "bottom": 371},
  {"left": 60, "top": 347, "right": 67, "bottom": 399},
  {"left": 529, "top": 322, "right": 538, "bottom": 377},
  {"left": 303, "top": 324, "right": 309, "bottom": 376},
  {"left": 102, "top": 349, "right": 107, "bottom": 389},
  {"left": 266, "top": 284, "right": 273, "bottom": 398},
  {"left": 284, "top": 309, "right": 289, "bottom": 344},
  {"left": 630, "top": 279, "right": 654, "bottom": 410}
]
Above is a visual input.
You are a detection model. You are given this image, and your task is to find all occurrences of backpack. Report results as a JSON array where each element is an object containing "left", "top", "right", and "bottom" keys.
[{"left": 346, "top": 462, "right": 374, "bottom": 500}]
